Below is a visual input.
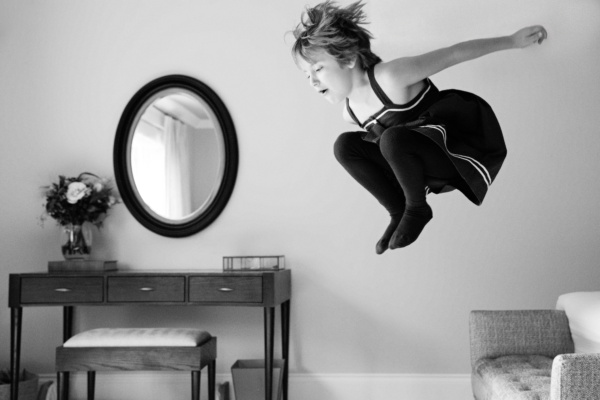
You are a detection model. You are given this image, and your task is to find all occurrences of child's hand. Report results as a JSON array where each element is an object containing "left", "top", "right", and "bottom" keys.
[{"left": 511, "top": 25, "right": 548, "bottom": 48}]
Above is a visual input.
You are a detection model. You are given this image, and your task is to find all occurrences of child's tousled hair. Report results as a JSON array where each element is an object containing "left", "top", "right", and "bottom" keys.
[{"left": 292, "top": 1, "right": 381, "bottom": 70}]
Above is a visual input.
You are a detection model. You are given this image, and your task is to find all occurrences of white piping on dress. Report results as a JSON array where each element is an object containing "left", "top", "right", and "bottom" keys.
[
  {"left": 363, "top": 83, "right": 432, "bottom": 129},
  {"left": 420, "top": 124, "right": 492, "bottom": 186}
]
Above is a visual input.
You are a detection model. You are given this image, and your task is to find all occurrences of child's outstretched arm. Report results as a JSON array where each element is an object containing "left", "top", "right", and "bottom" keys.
[{"left": 382, "top": 25, "right": 548, "bottom": 87}]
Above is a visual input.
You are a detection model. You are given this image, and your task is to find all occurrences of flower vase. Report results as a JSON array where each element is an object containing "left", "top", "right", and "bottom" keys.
[{"left": 60, "top": 223, "right": 92, "bottom": 260}]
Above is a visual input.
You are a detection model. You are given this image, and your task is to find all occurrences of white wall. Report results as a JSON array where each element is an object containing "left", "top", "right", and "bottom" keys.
[{"left": 1, "top": 0, "right": 600, "bottom": 388}]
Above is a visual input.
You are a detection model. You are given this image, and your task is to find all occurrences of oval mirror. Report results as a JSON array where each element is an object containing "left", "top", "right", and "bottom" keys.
[{"left": 114, "top": 75, "right": 238, "bottom": 237}]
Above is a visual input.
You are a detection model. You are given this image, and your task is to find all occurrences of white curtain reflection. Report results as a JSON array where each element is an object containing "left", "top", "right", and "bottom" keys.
[
  {"left": 164, "top": 116, "right": 193, "bottom": 218},
  {"left": 131, "top": 114, "right": 193, "bottom": 220}
]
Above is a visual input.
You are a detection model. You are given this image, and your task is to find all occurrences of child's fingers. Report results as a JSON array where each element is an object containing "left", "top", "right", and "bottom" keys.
[
  {"left": 527, "top": 26, "right": 547, "bottom": 45},
  {"left": 537, "top": 28, "right": 546, "bottom": 44},
  {"left": 535, "top": 26, "right": 547, "bottom": 44},
  {"left": 515, "top": 25, "right": 547, "bottom": 47}
]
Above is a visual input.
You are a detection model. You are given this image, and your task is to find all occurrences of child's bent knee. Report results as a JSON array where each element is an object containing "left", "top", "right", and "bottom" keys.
[
  {"left": 379, "top": 127, "right": 417, "bottom": 156},
  {"left": 333, "top": 131, "right": 365, "bottom": 161}
]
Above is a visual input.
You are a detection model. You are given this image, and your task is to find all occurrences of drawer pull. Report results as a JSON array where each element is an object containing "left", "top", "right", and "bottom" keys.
[
  {"left": 139, "top": 287, "right": 155, "bottom": 292},
  {"left": 218, "top": 287, "right": 234, "bottom": 292},
  {"left": 54, "top": 288, "right": 72, "bottom": 293}
]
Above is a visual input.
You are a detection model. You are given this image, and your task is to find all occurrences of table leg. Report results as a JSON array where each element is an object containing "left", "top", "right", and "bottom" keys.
[
  {"left": 63, "top": 306, "right": 74, "bottom": 399},
  {"left": 281, "top": 300, "right": 290, "bottom": 400},
  {"left": 264, "top": 307, "right": 275, "bottom": 400},
  {"left": 10, "top": 307, "right": 22, "bottom": 400},
  {"left": 63, "top": 306, "right": 74, "bottom": 342},
  {"left": 208, "top": 360, "right": 216, "bottom": 400}
]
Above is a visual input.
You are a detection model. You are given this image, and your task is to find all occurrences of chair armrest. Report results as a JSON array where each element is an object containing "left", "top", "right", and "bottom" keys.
[
  {"left": 551, "top": 353, "right": 600, "bottom": 400},
  {"left": 469, "top": 310, "right": 574, "bottom": 368}
]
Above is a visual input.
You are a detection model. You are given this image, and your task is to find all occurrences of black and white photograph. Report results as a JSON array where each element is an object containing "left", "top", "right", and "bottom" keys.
[{"left": 1, "top": 1, "right": 599, "bottom": 399}]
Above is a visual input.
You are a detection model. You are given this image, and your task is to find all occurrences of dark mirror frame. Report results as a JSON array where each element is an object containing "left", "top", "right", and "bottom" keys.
[{"left": 113, "top": 75, "right": 238, "bottom": 237}]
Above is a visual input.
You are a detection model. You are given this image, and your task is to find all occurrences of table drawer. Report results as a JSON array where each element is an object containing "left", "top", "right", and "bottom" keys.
[
  {"left": 20, "top": 277, "right": 104, "bottom": 304},
  {"left": 108, "top": 277, "right": 185, "bottom": 302},
  {"left": 189, "top": 276, "right": 263, "bottom": 303}
]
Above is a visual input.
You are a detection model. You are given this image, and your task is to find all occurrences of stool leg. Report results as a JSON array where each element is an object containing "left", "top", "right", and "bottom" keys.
[
  {"left": 57, "top": 372, "right": 67, "bottom": 400},
  {"left": 192, "top": 370, "right": 200, "bottom": 400},
  {"left": 87, "top": 371, "right": 96, "bottom": 400},
  {"left": 208, "top": 360, "right": 216, "bottom": 400}
]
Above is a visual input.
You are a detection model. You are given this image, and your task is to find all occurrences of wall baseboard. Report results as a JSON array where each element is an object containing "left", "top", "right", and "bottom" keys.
[{"left": 39, "top": 372, "right": 472, "bottom": 400}]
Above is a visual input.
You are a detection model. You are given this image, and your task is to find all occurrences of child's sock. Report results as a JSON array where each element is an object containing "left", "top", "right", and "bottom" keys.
[
  {"left": 389, "top": 204, "right": 433, "bottom": 249},
  {"left": 376, "top": 213, "right": 403, "bottom": 254}
]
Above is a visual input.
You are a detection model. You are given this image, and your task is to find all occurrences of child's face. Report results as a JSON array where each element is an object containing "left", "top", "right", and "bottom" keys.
[{"left": 297, "top": 49, "right": 355, "bottom": 104}]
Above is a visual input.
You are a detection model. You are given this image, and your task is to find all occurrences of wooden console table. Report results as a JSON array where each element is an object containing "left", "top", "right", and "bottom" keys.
[{"left": 8, "top": 269, "right": 291, "bottom": 400}]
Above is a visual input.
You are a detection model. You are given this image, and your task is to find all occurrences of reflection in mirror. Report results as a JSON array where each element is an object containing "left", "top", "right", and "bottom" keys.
[
  {"left": 130, "top": 90, "right": 225, "bottom": 223},
  {"left": 114, "top": 75, "right": 238, "bottom": 237}
]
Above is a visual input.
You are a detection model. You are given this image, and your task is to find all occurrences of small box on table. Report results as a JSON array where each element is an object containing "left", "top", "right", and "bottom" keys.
[{"left": 223, "top": 256, "right": 284, "bottom": 271}]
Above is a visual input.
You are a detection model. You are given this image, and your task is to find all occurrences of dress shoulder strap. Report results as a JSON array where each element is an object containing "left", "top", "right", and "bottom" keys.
[
  {"left": 345, "top": 98, "right": 363, "bottom": 126},
  {"left": 367, "top": 66, "right": 393, "bottom": 105}
]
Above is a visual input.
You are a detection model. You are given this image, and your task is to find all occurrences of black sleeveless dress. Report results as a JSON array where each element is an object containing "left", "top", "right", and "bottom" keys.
[{"left": 345, "top": 67, "right": 507, "bottom": 206}]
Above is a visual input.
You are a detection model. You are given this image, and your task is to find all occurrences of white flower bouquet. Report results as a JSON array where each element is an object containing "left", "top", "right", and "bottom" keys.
[{"left": 41, "top": 172, "right": 119, "bottom": 227}]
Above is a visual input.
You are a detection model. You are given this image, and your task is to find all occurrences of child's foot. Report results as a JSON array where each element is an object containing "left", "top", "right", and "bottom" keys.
[
  {"left": 389, "top": 204, "right": 433, "bottom": 249},
  {"left": 376, "top": 213, "right": 402, "bottom": 255}
]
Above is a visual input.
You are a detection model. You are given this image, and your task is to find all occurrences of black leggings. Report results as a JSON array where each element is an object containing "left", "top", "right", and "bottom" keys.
[{"left": 333, "top": 127, "right": 460, "bottom": 215}]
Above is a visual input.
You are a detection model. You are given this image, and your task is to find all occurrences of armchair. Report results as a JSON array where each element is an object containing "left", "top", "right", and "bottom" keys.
[{"left": 469, "top": 310, "right": 600, "bottom": 399}]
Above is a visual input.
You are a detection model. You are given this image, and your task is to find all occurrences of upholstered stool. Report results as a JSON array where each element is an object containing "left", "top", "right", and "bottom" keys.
[{"left": 56, "top": 328, "right": 216, "bottom": 400}]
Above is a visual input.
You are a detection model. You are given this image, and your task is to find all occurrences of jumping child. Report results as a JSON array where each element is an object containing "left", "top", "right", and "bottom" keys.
[{"left": 291, "top": 1, "right": 547, "bottom": 253}]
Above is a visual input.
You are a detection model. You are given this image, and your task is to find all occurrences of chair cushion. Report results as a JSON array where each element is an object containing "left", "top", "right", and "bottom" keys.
[
  {"left": 63, "top": 328, "right": 211, "bottom": 347},
  {"left": 556, "top": 291, "right": 600, "bottom": 353},
  {"left": 472, "top": 355, "right": 552, "bottom": 400}
]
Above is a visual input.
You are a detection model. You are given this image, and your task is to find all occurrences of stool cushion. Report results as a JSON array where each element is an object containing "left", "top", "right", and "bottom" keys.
[{"left": 63, "top": 328, "right": 211, "bottom": 348}]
